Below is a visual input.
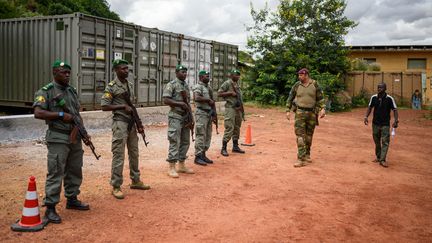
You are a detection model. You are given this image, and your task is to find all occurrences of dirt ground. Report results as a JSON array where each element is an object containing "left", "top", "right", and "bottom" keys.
[{"left": 0, "top": 106, "right": 431, "bottom": 242}]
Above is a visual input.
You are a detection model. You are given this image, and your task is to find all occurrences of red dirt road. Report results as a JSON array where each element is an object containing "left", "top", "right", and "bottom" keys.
[{"left": 1, "top": 106, "right": 431, "bottom": 242}]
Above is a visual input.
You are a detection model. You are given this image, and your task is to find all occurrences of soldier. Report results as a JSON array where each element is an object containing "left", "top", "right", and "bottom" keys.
[
  {"left": 163, "top": 64, "right": 195, "bottom": 178},
  {"left": 193, "top": 70, "right": 216, "bottom": 165},
  {"left": 101, "top": 59, "right": 150, "bottom": 200},
  {"left": 286, "top": 68, "right": 326, "bottom": 167},
  {"left": 218, "top": 69, "right": 245, "bottom": 156},
  {"left": 364, "top": 83, "right": 399, "bottom": 167},
  {"left": 33, "top": 60, "right": 90, "bottom": 224}
]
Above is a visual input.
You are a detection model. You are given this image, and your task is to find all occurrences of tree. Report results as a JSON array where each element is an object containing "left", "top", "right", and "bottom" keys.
[{"left": 245, "top": 0, "right": 356, "bottom": 110}]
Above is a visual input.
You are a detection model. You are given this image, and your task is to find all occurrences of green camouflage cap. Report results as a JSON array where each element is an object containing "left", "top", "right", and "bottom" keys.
[
  {"left": 112, "top": 59, "right": 129, "bottom": 68},
  {"left": 175, "top": 64, "right": 188, "bottom": 71},
  {"left": 230, "top": 69, "right": 241, "bottom": 75},
  {"left": 52, "top": 60, "right": 71, "bottom": 70},
  {"left": 198, "top": 70, "right": 210, "bottom": 76}
]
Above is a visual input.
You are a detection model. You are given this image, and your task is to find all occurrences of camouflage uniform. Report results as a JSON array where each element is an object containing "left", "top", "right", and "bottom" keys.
[
  {"left": 163, "top": 78, "right": 191, "bottom": 163},
  {"left": 286, "top": 79, "right": 325, "bottom": 160},
  {"left": 193, "top": 81, "right": 214, "bottom": 156},
  {"left": 101, "top": 77, "right": 141, "bottom": 188},
  {"left": 33, "top": 81, "right": 84, "bottom": 206},
  {"left": 218, "top": 79, "right": 243, "bottom": 143}
]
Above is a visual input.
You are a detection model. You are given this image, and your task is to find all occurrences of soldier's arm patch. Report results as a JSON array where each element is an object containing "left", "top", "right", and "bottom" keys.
[
  {"left": 33, "top": 93, "right": 48, "bottom": 109},
  {"left": 102, "top": 92, "right": 113, "bottom": 99}
]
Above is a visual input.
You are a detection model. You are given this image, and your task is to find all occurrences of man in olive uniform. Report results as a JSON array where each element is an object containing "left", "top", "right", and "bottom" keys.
[
  {"left": 286, "top": 68, "right": 326, "bottom": 167},
  {"left": 218, "top": 69, "right": 245, "bottom": 156},
  {"left": 193, "top": 70, "right": 216, "bottom": 165},
  {"left": 163, "top": 64, "right": 195, "bottom": 178},
  {"left": 33, "top": 60, "right": 90, "bottom": 224},
  {"left": 101, "top": 59, "right": 150, "bottom": 199}
]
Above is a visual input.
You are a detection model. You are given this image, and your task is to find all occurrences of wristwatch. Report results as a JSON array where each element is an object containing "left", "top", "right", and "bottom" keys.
[{"left": 58, "top": 111, "right": 64, "bottom": 120}]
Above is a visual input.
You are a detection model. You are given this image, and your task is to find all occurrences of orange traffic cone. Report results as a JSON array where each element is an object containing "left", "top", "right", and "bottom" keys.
[
  {"left": 11, "top": 176, "right": 48, "bottom": 232},
  {"left": 241, "top": 124, "right": 255, "bottom": 146}
]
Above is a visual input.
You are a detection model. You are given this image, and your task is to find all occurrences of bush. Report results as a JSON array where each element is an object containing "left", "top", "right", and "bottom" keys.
[{"left": 352, "top": 89, "right": 369, "bottom": 107}]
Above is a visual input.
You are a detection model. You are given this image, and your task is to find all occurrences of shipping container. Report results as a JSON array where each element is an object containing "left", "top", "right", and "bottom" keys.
[{"left": 0, "top": 13, "right": 238, "bottom": 110}]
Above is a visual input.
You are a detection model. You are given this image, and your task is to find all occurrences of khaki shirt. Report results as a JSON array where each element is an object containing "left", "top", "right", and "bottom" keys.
[
  {"left": 101, "top": 77, "right": 135, "bottom": 121},
  {"left": 193, "top": 81, "right": 213, "bottom": 110},
  {"left": 33, "top": 81, "right": 81, "bottom": 143},
  {"left": 163, "top": 78, "right": 190, "bottom": 117},
  {"left": 218, "top": 79, "right": 242, "bottom": 108}
]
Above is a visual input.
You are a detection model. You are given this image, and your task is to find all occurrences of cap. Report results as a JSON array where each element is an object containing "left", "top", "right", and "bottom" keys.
[
  {"left": 297, "top": 68, "right": 309, "bottom": 74},
  {"left": 112, "top": 59, "right": 129, "bottom": 68},
  {"left": 230, "top": 69, "right": 241, "bottom": 75},
  {"left": 198, "top": 70, "right": 210, "bottom": 76},
  {"left": 176, "top": 64, "right": 188, "bottom": 71},
  {"left": 52, "top": 60, "right": 71, "bottom": 70}
]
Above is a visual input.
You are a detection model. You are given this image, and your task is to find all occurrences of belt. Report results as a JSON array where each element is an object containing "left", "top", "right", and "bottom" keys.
[
  {"left": 297, "top": 106, "right": 315, "bottom": 112},
  {"left": 48, "top": 126, "right": 71, "bottom": 135},
  {"left": 197, "top": 107, "right": 211, "bottom": 112},
  {"left": 171, "top": 109, "right": 186, "bottom": 115}
]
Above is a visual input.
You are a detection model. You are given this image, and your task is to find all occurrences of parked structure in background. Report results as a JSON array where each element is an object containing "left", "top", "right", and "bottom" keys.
[
  {"left": 0, "top": 13, "right": 238, "bottom": 110},
  {"left": 347, "top": 45, "right": 432, "bottom": 107}
]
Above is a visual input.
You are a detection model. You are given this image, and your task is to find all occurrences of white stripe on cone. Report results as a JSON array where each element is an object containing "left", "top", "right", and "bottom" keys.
[
  {"left": 26, "top": 191, "right": 37, "bottom": 200},
  {"left": 22, "top": 207, "right": 39, "bottom": 217}
]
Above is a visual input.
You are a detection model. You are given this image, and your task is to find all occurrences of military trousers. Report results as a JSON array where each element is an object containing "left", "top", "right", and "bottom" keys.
[
  {"left": 111, "top": 120, "right": 140, "bottom": 188},
  {"left": 194, "top": 110, "right": 212, "bottom": 156},
  {"left": 372, "top": 124, "right": 390, "bottom": 162},
  {"left": 294, "top": 110, "right": 316, "bottom": 159},
  {"left": 167, "top": 116, "right": 190, "bottom": 163},
  {"left": 44, "top": 141, "right": 83, "bottom": 206},
  {"left": 223, "top": 107, "right": 242, "bottom": 142}
]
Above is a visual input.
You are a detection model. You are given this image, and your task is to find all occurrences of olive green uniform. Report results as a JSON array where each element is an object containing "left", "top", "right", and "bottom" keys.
[
  {"left": 101, "top": 77, "right": 141, "bottom": 188},
  {"left": 163, "top": 78, "right": 191, "bottom": 163},
  {"left": 286, "top": 79, "right": 325, "bottom": 160},
  {"left": 33, "top": 82, "right": 84, "bottom": 206},
  {"left": 218, "top": 79, "right": 243, "bottom": 142},
  {"left": 193, "top": 81, "right": 214, "bottom": 156}
]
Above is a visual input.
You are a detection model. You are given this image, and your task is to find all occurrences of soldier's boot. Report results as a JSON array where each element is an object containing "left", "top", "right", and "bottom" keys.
[
  {"left": 168, "top": 163, "right": 179, "bottom": 178},
  {"left": 45, "top": 205, "right": 61, "bottom": 224},
  {"left": 293, "top": 159, "right": 305, "bottom": 168},
  {"left": 194, "top": 154, "right": 207, "bottom": 166},
  {"left": 130, "top": 180, "right": 151, "bottom": 190},
  {"left": 66, "top": 196, "right": 90, "bottom": 210},
  {"left": 304, "top": 155, "right": 312, "bottom": 163},
  {"left": 221, "top": 141, "right": 229, "bottom": 157},
  {"left": 112, "top": 187, "right": 125, "bottom": 199},
  {"left": 177, "top": 161, "right": 195, "bottom": 174},
  {"left": 232, "top": 140, "right": 245, "bottom": 153},
  {"left": 203, "top": 152, "right": 213, "bottom": 164}
]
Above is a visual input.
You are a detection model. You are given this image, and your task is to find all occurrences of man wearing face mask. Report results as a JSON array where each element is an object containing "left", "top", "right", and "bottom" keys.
[
  {"left": 33, "top": 60, "right": 90, "bottom": 224},
  {"left": 163, "top": 64, "right": 195, "bottom": 178},
  {"left": 364, "top": 83, "right": 399, "bottom": 167},
  {"left": 101, "top": 59, "right": 151, "bottom": 199}
]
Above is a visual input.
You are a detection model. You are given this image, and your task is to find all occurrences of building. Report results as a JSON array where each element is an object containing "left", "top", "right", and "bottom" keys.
[{"left": 348, "top": 45, "right": 432, "bottom": 106}]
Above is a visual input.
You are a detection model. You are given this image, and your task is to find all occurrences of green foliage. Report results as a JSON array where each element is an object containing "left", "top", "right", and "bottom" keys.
[
  {"left": 245, "top": 0, "right": 357, "bottom": 111},
  {"left": 351, "top": 58, "right": 381, "bottom": 71},
  {"left": 0, "top": 0, "right": 120, "bottom": 20},
  {"left": 351, "top": 89, "right": 369, "bottom": 108}
]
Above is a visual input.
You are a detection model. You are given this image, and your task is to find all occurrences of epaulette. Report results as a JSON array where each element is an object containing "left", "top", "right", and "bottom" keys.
[
  {"left": 42, "top": 83, "right": 54, "bottom": 91},
  {"left": 68, "top": 86, "right": 78, "bottom": 94},
  {"left": 108, "top": 81, "right": 115, "bottom": 86}
]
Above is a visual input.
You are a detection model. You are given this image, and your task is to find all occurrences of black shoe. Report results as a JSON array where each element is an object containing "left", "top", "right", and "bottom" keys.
[
  {"left": 45, "top": 206, "right": 61, "bottom": 224},
  {"left": 380, "top": 161, "right": 388, "bottom": 168},
  {"left": 194, "top": 155, "right": 207, "bottom": 166},
  {"left": 202, "top": 152, "right": 213, "bottom": 164},
  {"left": 232, "top": 140, "right": 245, "bottom": 153},
  {"left": 221, "top": 141, "right": 229, "bottom": 157},
  {"left": 66, "top": 197, "right": 90, "bottom": 210}
]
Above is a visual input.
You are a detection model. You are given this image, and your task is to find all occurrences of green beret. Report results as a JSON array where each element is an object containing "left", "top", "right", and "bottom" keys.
[
  {"left": 52, "top": 60, "right": 71, "bottom": 70},
  {"left": 198, "top": 70, "right": 210, "bottom": 76},
  {"left": 230, "top": 69, "right": 241, "bottom": 75},
  {"left": 175, "top": 64, "right": 188, "bottom": 71},
  {"left": 112, "top": 59, "right": 129, "bottom": 68}
]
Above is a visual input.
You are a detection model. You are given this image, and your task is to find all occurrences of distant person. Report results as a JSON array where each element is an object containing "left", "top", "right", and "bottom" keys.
[
  {"left": 364, "top": 83, "right": 399, "bottom": 168},
  {"left": 101, "top": 59, "right": 150, "bottom": 200},
  {"left": 33, "top": 60, "right": 90, "bottom": 223},
  {"left": 286, "top": 68, "right": 326, "bottom": 167},
  {"left": 411, "top": 89, "right": 422, "bottom": 110}
]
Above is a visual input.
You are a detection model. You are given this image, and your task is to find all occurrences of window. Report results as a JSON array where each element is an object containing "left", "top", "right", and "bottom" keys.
[
  {"left": 363, "top": 58, "right": 376, "bottom": 64},
  {"left": 407, "top": 58, "right": 426, "bottom": 69}
]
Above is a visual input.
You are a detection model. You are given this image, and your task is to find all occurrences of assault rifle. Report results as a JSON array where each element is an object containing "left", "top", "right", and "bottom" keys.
[
  {"left": 121, "top": 91, "right": 149, "bottom": 147},
  {"left": 52, "top": 94, "right": 101, "bottom": 160},
  {"left": 230, "top": 82, "right": 245, "bottom": 121},
  {"left": 180, "top": 90, "right": 195, "bottom": 141}
]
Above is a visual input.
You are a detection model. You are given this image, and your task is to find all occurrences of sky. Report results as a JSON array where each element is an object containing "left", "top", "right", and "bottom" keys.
[{"left": 106, "top": 0, "right": 432, "bottom": 50}]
